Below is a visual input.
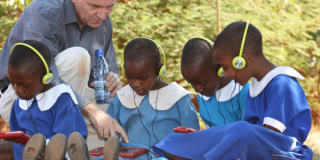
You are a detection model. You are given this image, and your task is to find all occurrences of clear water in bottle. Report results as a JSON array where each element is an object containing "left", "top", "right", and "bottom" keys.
[{"left": 93, "top": 49, "right": 111, "bottom": 104}]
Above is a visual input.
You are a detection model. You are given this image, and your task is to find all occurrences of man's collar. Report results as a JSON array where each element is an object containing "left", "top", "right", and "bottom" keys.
[{"left": 64, "top": 0, "right": 78, "bottom": 24}]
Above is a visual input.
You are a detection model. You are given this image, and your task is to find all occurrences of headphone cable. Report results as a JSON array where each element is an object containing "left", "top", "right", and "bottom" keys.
[
  {"left": 217, "top": 84, "right": 225, "bottom": 125},
  {"left": 133, "top": 91, "right": 151, "bottom": 160},
  {"left": 27, "top": 101, "right": 38, "bottom": 133},
  {"left": 216, "top": 79, "right": 225, "bottom": 125},
  {"left": 151, "top": 77, "right": 160, "bottom": 142},
  {"left": 201, "top": 96, "right": 212, "bottom": 127},
  {"left": 146, "top": 77, "right": 161, "bottom": 159},
  {"left": 230, "top": 70, "right": 240, "bottom": 121},
  {"left": 238, "top": 83, "right": 242, "bottom": 120},
  {"left": 24, "top": 85, "right": 47, "bottom": 134}
]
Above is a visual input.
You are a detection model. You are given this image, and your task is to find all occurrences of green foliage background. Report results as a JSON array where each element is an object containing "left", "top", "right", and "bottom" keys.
[{"left": 1, "top": 0, "right": 320, "bottom": 119}]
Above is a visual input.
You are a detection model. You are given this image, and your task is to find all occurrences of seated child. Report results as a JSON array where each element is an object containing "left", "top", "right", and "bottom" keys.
[
  {"left": 0, "top": 40, "right": 87, "bottom": 160},
  {"left": 181, "top": 36, "right": 249, "bottom": 128},
  {"left": 153, "top": 22, "right": 313, "bottom": 160},
  {"left": 95, "top": 38, "right": 200, "bottom": 160}
]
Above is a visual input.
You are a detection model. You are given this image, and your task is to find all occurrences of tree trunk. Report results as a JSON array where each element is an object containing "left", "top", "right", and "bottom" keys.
[
  {"left": 318, "top": 71, "right": 320, "bottom": 130},
  {"left": 216, "top": 0, "right": 221, "bottom": 34}
]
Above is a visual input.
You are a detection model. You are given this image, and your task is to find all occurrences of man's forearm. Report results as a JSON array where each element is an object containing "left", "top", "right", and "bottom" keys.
[
  {"left": 81, "top": 103, "right": 97, "bottom": 117},
  {"left": 74, "top": 91, "right": 91, "bottom": 111}
]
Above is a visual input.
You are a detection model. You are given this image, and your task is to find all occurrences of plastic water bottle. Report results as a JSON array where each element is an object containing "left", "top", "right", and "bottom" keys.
[{"left": 93, "top": 49, "right": 111, "bottom": 104}]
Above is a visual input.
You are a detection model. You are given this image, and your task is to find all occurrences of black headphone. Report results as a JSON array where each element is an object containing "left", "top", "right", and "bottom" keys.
[
  {"left": 201, "top": 79, "right": 225, "bottom": 127},
  {"left": 230, "top": 71, "right": 243, "bottom": 121},
  {"left": 132, "top": 78, "right": 161, "bottom": 159}
]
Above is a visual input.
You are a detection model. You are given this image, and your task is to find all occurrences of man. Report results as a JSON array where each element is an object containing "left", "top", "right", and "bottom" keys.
[{"left": 0, "top": 0, "right": 129, "bottom": 149}]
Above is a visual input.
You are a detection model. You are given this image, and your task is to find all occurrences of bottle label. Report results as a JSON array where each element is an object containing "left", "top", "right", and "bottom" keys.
[{"left": 94, "top": 81, "right": 107, "bottom": 94}]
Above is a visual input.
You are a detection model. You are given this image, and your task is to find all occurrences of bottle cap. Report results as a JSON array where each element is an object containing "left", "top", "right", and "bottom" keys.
[{"left": 96, "top": 49, "right": 104, "bottom": 55}]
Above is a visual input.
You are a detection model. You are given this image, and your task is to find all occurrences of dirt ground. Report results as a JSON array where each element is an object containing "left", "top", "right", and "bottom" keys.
[{"left": 305, "top": 126, "right": 320, "bottom": 160}]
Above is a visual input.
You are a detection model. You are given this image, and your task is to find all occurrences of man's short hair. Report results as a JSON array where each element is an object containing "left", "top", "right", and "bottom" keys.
[
  {"left": 124, "top": 38, "right": 161, "bottom": 69},
  {"left": 8, "top": 40, "right": 51, "bottom": 75},
  {"left": 213, "top": 21, "right": 263, "bottom": 57},
  {"left": 181, "top": 37, "right": 217, "bottom": 68}
]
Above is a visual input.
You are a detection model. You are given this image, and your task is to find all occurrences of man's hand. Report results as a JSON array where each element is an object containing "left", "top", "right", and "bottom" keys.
[
  {"left": 90, "top": 71, "right": 122, "bottom": 98},
  {"left": 82, "top": 103, "right": 129, "bottom": 143}
]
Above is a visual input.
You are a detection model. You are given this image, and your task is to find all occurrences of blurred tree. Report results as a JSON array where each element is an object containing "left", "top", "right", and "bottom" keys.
[{"left": 0, "top": 0, "right": 31, "bottom": 50}]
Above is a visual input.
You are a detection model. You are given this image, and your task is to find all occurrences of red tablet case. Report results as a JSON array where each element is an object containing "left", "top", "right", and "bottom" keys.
[
  {"left": 0, "top": 131, "right": 31, "bottom": 144},
  {"left": 174, "top": 126, "right": 198, "bottom": 133},
  {"left": 90, "top": 147, "right": 147, "bottom": 158}
]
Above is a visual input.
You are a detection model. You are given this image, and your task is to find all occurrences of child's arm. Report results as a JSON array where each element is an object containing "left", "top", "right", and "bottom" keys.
[
  {"left": 178, "top": 95, "right": 200, "bottom": 130},
  {"left": 51, "top": 93, "right": 87, "bottom": 140},
  {"left": 263, "top": 125, "right": 280, "bottom": 133},
  {"left": 263, "top": 78, "right": 311, "bottom": 134}
]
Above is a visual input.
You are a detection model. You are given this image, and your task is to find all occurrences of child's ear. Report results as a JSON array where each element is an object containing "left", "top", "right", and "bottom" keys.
[
  {"left": 242, "top": 54, "right": 249, "bottom": 68},
  {"left": 158, "top": 62, "right": 164, "bottom": 68},
  {"left": 156, "top": 62, "right": 164, "bottom": 75}
]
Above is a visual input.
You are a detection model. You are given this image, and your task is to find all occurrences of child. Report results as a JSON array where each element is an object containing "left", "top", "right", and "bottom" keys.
[
  {"left": 0, "top": 40, "right": 88, "bottom": 160},
  {"left": 153, "top": 22, "right": 313, "bottom": 160},
  {"left": 95, "top": 38, "right": 200, "bottom": 160},
  {"left": 181, "top": 37, "right": 249, "bottom": 128}
]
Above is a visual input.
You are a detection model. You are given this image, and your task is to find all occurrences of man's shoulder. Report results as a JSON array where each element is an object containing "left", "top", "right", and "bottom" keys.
[{"left": 26, "top": 0, "right": 65, "bottom": 16}]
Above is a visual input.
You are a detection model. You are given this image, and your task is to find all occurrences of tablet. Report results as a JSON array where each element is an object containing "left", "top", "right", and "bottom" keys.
[
  {"left": 89, "top": 147, "right": 147, "bottom": 158},
  {"left": 174, "top": 126, "right": 198, "bottom": 133},
  {"left": 0, "top": 131, "right": 31, "bottom": 144}
]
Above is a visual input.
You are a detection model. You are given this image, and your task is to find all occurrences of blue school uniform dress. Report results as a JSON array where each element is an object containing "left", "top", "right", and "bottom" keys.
[
  {"left": 9, "top": 84, "right": 88, "bottom": 160},
  {"left": 198, "top": 80, "right": 249, "bottom": 128},
  {"left": 94, "top": 82, "right": 200, "bottom": 160},
  {"left": 153, "top": 67, "right": 313, "bottom": 160}
]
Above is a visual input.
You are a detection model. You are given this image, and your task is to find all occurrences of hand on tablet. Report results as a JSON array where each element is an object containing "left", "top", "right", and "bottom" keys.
[{"left": 0, "top": 138, "right": 24, "bottom": 145}]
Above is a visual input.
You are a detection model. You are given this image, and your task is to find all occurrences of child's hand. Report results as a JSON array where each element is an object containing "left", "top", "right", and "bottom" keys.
[{"left": 0, "top": 138, "right": 25, "bottom": 145}]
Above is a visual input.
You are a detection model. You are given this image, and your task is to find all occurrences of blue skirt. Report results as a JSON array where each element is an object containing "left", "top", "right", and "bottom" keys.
[{"left": 153, "top": 121, "right": 313, "bottom": 160}]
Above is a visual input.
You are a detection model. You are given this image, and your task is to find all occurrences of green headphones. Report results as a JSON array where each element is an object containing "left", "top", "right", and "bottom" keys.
[
  {"left": 232, "top": 21, "right": 250, "bottom": 70},
  {"left": 191, "top": 36, "right": 224, "bottom": 77},
  {"left": 122, "top": 38, "right": 166, "bottom": 77},
  {"left": 10, "top": 43, "right": 53, "bottom": 84}
]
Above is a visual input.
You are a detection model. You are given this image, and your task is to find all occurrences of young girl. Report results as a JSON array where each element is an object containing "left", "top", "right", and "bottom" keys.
[
  {"left": 153, "top": 22, "right": 313, "bottom": 160},
  {"left": 181, "top": 37, "right": 249, "bottom": 128},
  {"left": 95, "top": 38, "right": 200, "bottom": 160},
  {"left": 0, "top": 40, "right": 87, "bottom": 160}
]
